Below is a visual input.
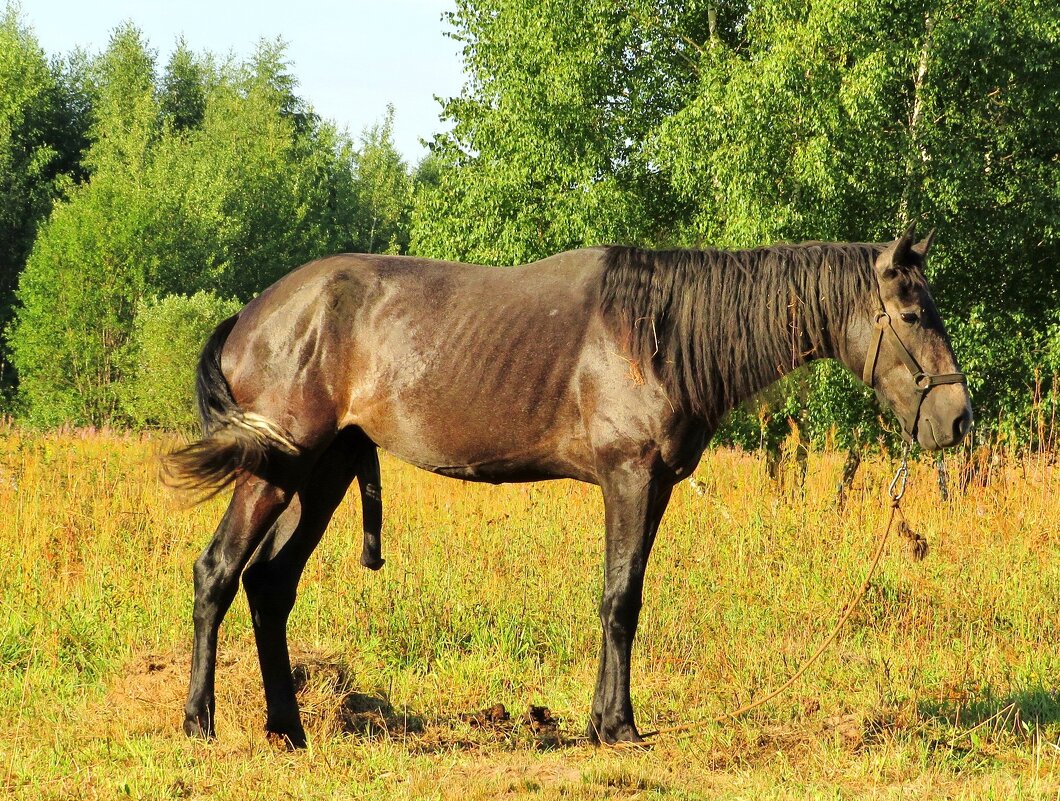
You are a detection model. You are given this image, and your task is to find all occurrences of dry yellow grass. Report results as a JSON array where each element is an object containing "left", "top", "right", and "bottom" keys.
[{"left": 1, "top": 425, "right": 1059, "bottom": 799}]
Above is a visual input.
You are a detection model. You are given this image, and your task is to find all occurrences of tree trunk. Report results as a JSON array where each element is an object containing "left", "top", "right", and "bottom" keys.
[{"left": 898, "top": 14, "right": 935, "bottom": 226}]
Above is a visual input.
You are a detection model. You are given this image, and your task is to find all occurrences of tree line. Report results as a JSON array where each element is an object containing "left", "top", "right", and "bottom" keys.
[
  {"left": 2, "top": 2, "right": 1058, "bottom": 452},
  {"left": 0, "top": 11, "right": 414, "bottom": 426}
]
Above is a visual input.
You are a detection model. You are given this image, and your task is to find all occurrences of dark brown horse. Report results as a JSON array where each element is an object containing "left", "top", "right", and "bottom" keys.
[{"left": 167, "top": 226, "right": 971, "bottom": 747}]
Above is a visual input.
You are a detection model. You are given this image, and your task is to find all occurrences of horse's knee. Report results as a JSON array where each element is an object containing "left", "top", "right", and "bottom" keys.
[
  {"left": 599, "top": 592, "right": 641, "bottom": 637},
  {"left": 191, "top": 550, "right": 227, "bottom": 624},
  {"left": 192, "top": 547, "right": 215, "bottom": 591}
]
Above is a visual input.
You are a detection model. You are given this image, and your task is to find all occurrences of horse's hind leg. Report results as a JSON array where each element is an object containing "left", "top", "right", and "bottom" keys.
[
  {"left": 184, "top": 474, "right": 294, "bottom": 740},
  {"left": 356, "top": 445, "right": 384, "bottom": 570},
  {"left": 240, "top": 434, "right": 361, "bottom": 746}
]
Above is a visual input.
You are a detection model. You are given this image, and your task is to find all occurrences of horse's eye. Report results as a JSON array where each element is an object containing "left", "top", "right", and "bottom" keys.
[{"left": 900, "top": 311, "right": 919, "bottom": 325}]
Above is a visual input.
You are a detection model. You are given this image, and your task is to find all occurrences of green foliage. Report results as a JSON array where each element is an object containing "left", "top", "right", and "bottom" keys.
[
  {"left": 139, "top": 56, "right": 359, "bottom": 299},
  {"left": 717, "top": 362, "right": 900, "bottom": 456},
  {"left": 415, "top": 0, "right": 1060, "bottom": 447},
  {"left": 0, "top": 10, "right": 58, "bottom": 274},
  {"left": 352, "top": 105, "right": 412, "bottom": 254},
  {"left": 7, "top": 22, "right": 410, "bottom": 426},
  {"left": 655, "top": 2, "right": 914, "bottom": 245},
  {"left": 8, "top": 25, "right": 161, "bottom": 425},
  {"left": 410, "top": 0, "right": 705, "bottom": 263},
  {"left": 4, "top": 1, "right": 1056, "bottom": 443},
  {"left": 0, "top": 7, "right": 88, "bottom": 395},
  {"left": 123, "top": 292, "right": 242, "bottom": 429},
  {"left": 82, "top": 24, "right": 158, "bottom": 168},
  {"left": 908, "top": 2, "right": 1060, "bottom": 443},
  {"left": 663, "top": 0, "right": 1060, "bottom": 445},
  {"left": 159, "top": 40, "right": 208, "bottom": 132}
]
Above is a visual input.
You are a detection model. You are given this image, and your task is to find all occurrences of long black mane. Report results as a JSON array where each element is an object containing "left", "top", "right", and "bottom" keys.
[{"left": 600, "top": 243, "right": 883, "bottom": 423}]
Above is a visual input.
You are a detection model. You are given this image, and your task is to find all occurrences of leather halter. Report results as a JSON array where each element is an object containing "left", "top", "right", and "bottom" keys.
[{"left": 862, "top": 310, "right": 967, "bottom": 440}]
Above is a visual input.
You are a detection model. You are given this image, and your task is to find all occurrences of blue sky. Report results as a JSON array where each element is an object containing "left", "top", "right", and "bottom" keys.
[{"left": 19, "top": 0, "right": 466, "bottom": 163}]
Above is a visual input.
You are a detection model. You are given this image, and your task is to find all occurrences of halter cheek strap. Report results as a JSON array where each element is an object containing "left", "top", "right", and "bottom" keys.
[{"left": 862, "top": 311, "right": 967, "bottom": 439}]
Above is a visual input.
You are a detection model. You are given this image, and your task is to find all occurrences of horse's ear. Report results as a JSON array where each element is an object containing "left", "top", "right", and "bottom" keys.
[
  {"left": 876, "top": 223, "right": 916, "bottom": 279},
  {"left": 912, "top": 228, "right": 936, "bottom": 258}
]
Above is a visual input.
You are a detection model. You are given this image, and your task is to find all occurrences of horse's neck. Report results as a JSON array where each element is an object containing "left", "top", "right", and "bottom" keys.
[{"left": 707, "top": 259, "right": 846, "bottom": 422}]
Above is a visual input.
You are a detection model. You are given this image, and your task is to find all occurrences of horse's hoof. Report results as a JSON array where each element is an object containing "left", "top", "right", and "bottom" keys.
[
  {"left": 586, "top": 717, "right": 645, "bottom": 747},
  {"left": 266, "top": 728, "right": 307, "bottom": 750},
  {"left": 265, "top": 711, "right": 308, "bottom": 749},
  {"left": 360, "top": 554, "right": 385, "bottom": 571},
  {"left": 183, "top": 714, "right": 214, "bottom": 741}
]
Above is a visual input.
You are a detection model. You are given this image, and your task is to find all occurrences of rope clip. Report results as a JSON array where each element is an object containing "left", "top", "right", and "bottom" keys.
[{"left": 889, "top": 457, "right": 909, "bottom": 504}]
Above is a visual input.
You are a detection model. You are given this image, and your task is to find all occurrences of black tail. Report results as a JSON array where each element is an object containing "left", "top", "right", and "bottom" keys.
[{"left": 162, "top": 314, "right": 298, "bottom": 499}]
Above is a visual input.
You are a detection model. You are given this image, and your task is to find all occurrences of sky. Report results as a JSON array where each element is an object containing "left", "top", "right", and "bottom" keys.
[{"left": 18, "top": 0, "right": 467, "bottom": 164}]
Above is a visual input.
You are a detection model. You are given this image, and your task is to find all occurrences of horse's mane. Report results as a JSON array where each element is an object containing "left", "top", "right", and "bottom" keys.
[{"left": 599, "top": 243, "right": 883, "bottom": 422}]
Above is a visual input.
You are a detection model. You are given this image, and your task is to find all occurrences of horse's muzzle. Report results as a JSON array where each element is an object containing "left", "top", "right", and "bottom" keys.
[{"left": 917, "top": 398, "right": 973, "bottom": 450}]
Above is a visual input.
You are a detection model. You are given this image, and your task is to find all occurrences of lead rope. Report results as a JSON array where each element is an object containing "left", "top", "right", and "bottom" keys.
[{"left": 634, "top": 450, "right": 911, "bottom": 743}]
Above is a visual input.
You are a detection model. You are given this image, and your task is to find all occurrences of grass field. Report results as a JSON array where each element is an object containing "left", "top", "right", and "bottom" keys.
[{"left": 1, "top": 426, "right": 1059, "bottom": 799}]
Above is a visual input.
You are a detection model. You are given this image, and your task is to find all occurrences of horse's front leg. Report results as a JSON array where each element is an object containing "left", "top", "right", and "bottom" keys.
[{"left": 588, "top": 467, "right": 672, "bottom": 745}]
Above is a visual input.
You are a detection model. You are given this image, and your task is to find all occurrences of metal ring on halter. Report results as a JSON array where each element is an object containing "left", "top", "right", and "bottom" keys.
[
  {"left": 914, "top": 373, "right": 932, "bottom": 391},
  {"left": 874, "top": 311, "right": 890, "bottom": 327}
]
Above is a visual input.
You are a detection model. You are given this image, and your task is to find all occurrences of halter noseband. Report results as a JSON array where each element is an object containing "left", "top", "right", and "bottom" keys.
[{"left": 862, "top": 310, "right": 967, "bottom": 440}]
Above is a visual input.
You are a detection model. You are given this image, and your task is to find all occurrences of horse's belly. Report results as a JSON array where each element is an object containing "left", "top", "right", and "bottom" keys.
[
  {"left": 363, "top": 427, "right": 565, "bottom": 482},
  {"left": 423, "top": 461, "right": 562, "bottom": 484},
  {"left": 354, "top": 399, "right": 590, "bottom": 484}
]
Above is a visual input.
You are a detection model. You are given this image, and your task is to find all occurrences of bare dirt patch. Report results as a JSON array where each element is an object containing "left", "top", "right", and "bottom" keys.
[
  {"left": 98, "top": 644, "right": 423, "bottom": 745},
  {"left": 101, "top": 649, "right": 194, "bottom": 738}
]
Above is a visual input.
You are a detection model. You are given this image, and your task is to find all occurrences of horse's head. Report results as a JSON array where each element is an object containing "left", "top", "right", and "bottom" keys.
[{"left": 852, "top": 226, "right": 972, "bottom": 450}]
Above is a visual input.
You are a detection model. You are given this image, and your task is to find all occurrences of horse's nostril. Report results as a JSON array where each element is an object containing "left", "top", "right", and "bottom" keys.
[{"left": 953, "top": 409, "right": 972, "bottom": 441}]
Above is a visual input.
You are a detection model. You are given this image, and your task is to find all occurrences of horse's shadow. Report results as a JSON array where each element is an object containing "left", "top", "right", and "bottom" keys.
[
  {"left": 337, "top": 689, "right": 427, "bottom": 738},
  {"left": 917, "top": 685, "right": 1060, "bottom": 737},
  {"left": 289, "top": 656, "right": 576, "bottom": 750},
  {"left": 290, "top": 656, "right": 425, "bottom": 739}
]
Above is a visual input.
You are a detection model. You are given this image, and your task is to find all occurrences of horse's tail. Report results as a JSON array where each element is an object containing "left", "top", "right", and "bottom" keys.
[{"left": 162, "top": 314, "right": 298, "bottom": 499}]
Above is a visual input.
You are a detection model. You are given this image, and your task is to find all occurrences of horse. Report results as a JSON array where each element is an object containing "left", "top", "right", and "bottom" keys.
[{"left": 166, "top": 225, "right": 972, "bottom": 747}]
